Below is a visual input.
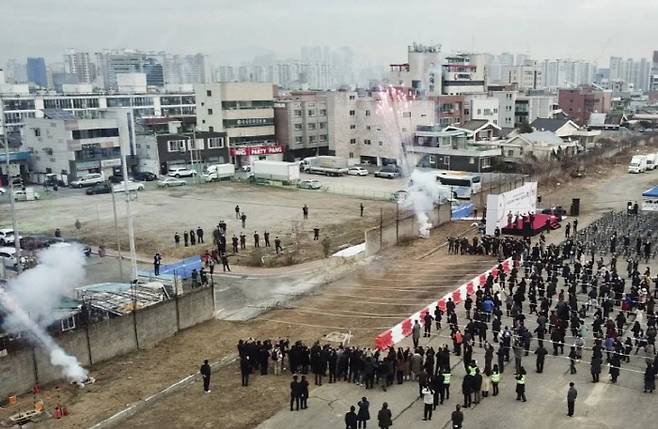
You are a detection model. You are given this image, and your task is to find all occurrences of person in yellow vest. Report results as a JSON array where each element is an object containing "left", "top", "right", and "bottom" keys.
[
  {"left": 515, "top": 366, "right": 527, "bottom": 402},
  {"left": 441, "top": 368, "right": 451, "bottom": 403},
  {"left": 491, "top": 364, "right": 501, "bottom": 396}
]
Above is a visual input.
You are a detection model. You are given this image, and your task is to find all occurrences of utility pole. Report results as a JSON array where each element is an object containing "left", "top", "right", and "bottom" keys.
[
  {"left": 3, "top": 132, "right": 21, "bottom": 273},
  {"left": 123, "top": 111, "right": 138, "bottom": 281},
  {"left": 111, "top": 190, "right": 124, "bottom": 281}
]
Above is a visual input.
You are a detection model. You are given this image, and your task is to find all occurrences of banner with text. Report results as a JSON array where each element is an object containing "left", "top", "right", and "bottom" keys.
[{"left": 485, "top": 182, "right": 537, "bottom": 235}]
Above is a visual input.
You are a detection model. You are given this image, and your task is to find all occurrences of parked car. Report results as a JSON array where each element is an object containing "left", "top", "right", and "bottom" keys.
[
  {"left": 133, "top": 171, "right": 157, "bottom": 181},
  {"left": 86, "top": 182, "right": 112, "bottom": 195},
  {"left": 70, "top": 173, "right": 105, "bottom": 188},
  {"left": 19, "top": 235, "right": 66, "bottom": 251},
  {"left": 297, "top": 179, "right": 322, "bottom": 190},
  {"left": 0, "top": 187, "right": 6, "bottom": 195},
  {"left": 0, "top": 228, "right": 16, "bottom": 245},
  {"left": 112, "top": 180, "right": 145, "bottom": 193},
  {"left": 13, "top": 189, "right": 40, "bottom": 201},
  {"left": 0, "top": 246, "right": 23, "bottom": 269},
  {"left": 347, "top": 166, "right": 369, "bottom": 176},
  {"left": 374, "top": 165, "right": 401, "bottom": 179},
  {"left": 167, "top": 167, "right": 197, "bottom": 178},
  {"left": 158, "top": 177, "right": 187, "bottom": 188}
]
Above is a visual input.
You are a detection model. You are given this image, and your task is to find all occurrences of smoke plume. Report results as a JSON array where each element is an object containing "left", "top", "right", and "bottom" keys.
[
  {"left": 0, "top": 244, "right": 88, "bottom": 382},
  {"left": 401, "top": 170, "right": 454, "bottom": 238}
]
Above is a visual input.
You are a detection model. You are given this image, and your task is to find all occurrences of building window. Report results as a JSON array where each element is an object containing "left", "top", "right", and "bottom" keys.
[
  {"left": 188, "top": 139, "right": 204, "bottom": 150},
  {"left": 295, "top": 136, "right": 303, "bottom": 144},
  {"left": 469, "top": 157, "right": 475, "bottom": 165},
  {"left": 443, "top": 156, "right": 450, "bottom": 166},
  {"left": 349, "top": 152, "right": 354, "bottom": 158},
  {"left": 319, "top": 135, "right": 327, "bottom": 142},
  {"left": 294, "top": 110, "right": 302, "bottom": 117},
  {"left": 350, "top": 138, "right": 356, "bottom": 144},
  {"left": 319, "top": 122, "right": 326, "bottom": 129},
  {"left": 308, "top": 110, "right": 315, "bottom": 116},
  {"left": 207, "top": 137, "right": 224, "bottom": 149},
  {"left": 378, "top": 141, "right": 383, "bottom": 146},
  {"left": 206, "top": 90, "right": 212, "bottom": 96},
  {"left": 402, "top": 112, "right": 411, "bottom": 118},
  {"left": 209, "top": 126, "right": 214, "bottom": 132},
  {"left": 72, "top": 128, "right": 120, "bottom": 140},
  {"left": 309, "top": 136, "right": 316, "bottom": 143},
  {"left": 349, "top": 95, "right": 355, "bottom": 100},
  {"left": 61, "top": 316, "right": 76, "bottom": 332},
  {"left": 482, "top": 157, "right": 491, "bottom": 168},
  {"left": 319, "top": 109, "right": 327, "bottom": 116},
  {"left": 167, "top": 140, "right": 186, "bottom": 152},
  {"left": 477, "top": 109, "right": 482, "bottom": 115},
  {"left": 308, "top": 123, "right": 316, "bottom": 130},
  {"left": 364, "top": 139, "right": 371, "bottom": 145},
  {"left": 208, "top": 108, "right": 213, "bottom": 115},
  {"left": 350, "top": 124, "right": 356, "bottom": 129},
  {"left": 294, "top": 123, "right": 303, "bottom": 130},
  {"left": 349, "top": 110, "right": 355, "bottom": 116},
  {"left": 365, "top": 110, "right": 371, "bottom": 116},
  {"left": 366, "top": 126, "right": 371, "bottom": 130},
  {"left": 507, "top": 150, "right": 514, "bottom": 157},
  {"left": 33, "top": 128, "right": 40, "bottom": 137}
]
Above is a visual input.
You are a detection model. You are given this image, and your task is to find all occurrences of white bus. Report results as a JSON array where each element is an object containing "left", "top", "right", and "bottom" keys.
[{"left": 434, "top": 172, "right": 482, "bottom": 199}]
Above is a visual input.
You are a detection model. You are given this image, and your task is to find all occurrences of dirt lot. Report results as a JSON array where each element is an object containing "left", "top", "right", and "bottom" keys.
[{"left": 0, "top": 181, "right": 398, "bottom": 266}]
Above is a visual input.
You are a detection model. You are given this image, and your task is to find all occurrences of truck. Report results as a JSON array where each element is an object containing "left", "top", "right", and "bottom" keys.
[
  {"left": 253, "top": 161, "right": 300, "bottom": 183},
  {"left": 202, "top": 163, "right": 235, "bottom": 182},
  {"left": 628, "top": 155, "right": 648, "bottom": 174},
  {"left": 301, "top": 156, "right": 349, "bottom": 176},
  {"left": 647, "top": 153, "right": 658, "bottom": 170}
]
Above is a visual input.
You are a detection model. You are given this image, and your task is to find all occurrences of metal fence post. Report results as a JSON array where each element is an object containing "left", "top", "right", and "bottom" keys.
[{"left": 379, "top": 208, "right": 383, "bottom": 248}]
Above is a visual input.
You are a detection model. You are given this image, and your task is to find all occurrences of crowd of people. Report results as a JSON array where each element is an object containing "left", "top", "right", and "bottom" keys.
[{"left": 198, "top": 210, "right": 658, "bottom": 426}]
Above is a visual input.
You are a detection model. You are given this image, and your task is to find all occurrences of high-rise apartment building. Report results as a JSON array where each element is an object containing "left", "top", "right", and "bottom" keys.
[
  {"left": 64, "top": 50, "right": 94, "bottom": 83},
  {"left": 26, "top": 57, "right": 48, "bottom": 87}
]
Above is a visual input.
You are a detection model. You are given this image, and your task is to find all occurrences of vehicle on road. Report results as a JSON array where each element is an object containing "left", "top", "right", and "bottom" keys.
[
  {"left": 0, "top": 246, "right": 23, "bottom": 269},
  {"left": 202, "top": 164, "right": 235, "bottom": 182},
  {"left": 70, "top": 173, "right": 105, "bottom": 188},
  {"left": 112, "top": 180, "right": 145, "bottom": 193},
  {"left": 109, "top": 174, "right": 127, "bottom": 183},
  {"left": 133, "top": 171, "right": 158, "bottom": 181},
  {"left": 629, "top": 155, "right": 648, "bottom": 174},
  {"left": 13, "top": 189, "right": 40, "bottom": 201},
  {"left": 302, "top": 156, "right": 349, "bottom": 176},
  {"left": 167, "top": 167, "right": 197, "bottom": 178},
  {"left": 433, "top": 172, "right": 482, "bottom": 199},
  {"left": 374, "top": 165, "right": 402, "bottom": 179},
  {"left": 646, "top": 153, "right": 657, "bottom": 171},
  {"left": 347, "top": 166, "right": 369, "bottom": 176},
  {"left": 297, "top": 179, "right": 322, "bottom": 190},
  {"left": 0, "top": 228, "right": 16, "bottom": 245},
  {"left": 158, "top": 177, "right": 187, "bottom": 187},
  {"left": 86, "top": 182, "right": 112, "bottom": 195}
]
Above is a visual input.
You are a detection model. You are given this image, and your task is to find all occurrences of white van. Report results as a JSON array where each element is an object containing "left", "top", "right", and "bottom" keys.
[
  {"left": 629, "top": 155, "right": 648, "bottom": 174},
  {"left": 646, "top": 153, "right": 657, "bottom": 170}
]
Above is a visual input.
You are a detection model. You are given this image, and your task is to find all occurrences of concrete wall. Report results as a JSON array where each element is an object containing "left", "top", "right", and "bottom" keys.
[
  {"left": 365, "top": 203, "right": 451, "bottom": 256},
  {"left": 0, "top": 285, "right": 215, "bottom": 398}
]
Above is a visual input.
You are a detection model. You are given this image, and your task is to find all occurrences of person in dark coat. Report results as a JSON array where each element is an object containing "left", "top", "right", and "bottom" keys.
[
  {"left": 200, "top": 359, "right": 211, "bottom": 393},
  {"left": 345, "top": 405, "right": 358, "bottom": 429},
  {"left": 174, "top": 232, "right": 180, "bottom": 247},
  {"left": 535, "top": 344, "right": 547, "bottom": 373},
  {"left": 240, "top": 356, "right": 251, "bottom": 387},
  {"left": 300, "top": 375, "right": 310, "bottom": 409},
  {"left": 189, "top": 229, "right": 196, "bottom": 245},
  {"left": 196, "top": 226, "right": 204, "bottom": 243},
  {"left": 451, "top": 404, "right": 464, "bottom": 429},
  {"left": 462, "top": 373, "right": 473, "bottom": 408},
  {"left": 183, "top": 231, "right": 189, "bottom": 247},
  {"left": 644, "top": 363, "right": 656, "bottom": 393},
  {"left": 377, "top": 402, "right": 392, "bottom": 429},
  {"left": 590, "top": 355, "right": 602, "bottom": 382},
  {"left": 357, "top": 397, "right": 370, "bottom": 428},
  {"left": 290, "top": 375, "right": 301, "bottom": 411},
  {"left": 153, "top": 253, "right": 162, "bottom": 276}
]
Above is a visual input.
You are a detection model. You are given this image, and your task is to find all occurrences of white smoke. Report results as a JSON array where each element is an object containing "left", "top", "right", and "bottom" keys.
[
  {"left": 0, "top": 244, "right": 88, "bottom": 382},
  {"left": 401, "top": 170, "right": 454, "bottom": 238}
]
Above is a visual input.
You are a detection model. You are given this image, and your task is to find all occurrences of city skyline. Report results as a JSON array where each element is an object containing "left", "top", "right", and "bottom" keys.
[{"left": 1, "top": 0, "right": 657, "bottom": 67}]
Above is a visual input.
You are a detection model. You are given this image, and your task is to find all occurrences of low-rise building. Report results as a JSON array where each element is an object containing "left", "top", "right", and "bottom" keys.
[
  {"left": 529, "top": 117, "right": 581, "bottom": 140},
  {"left": 274, "top": 91, "right": 329, "bottom": 159},
  {"left": 500, "top": 131, "right": 578, "bottom": 165},
  {"left": 408, "top": 125, "right": 500, "bottom": 172},
  {"left": 515, "top": 94, "right": 558, "bottom": 125},
  {"left": 24, "top": 111, "right": 134, "bottom": 181},
  {"left": 444, "top": 119, "right": 502, "bottom": 142},
  {"left": 195, "top": 82, "right": 281, "bottom": 167},
  {"left": 327, "top": 88, "right": 434, "bottom": 166},
  {"left": 558, "top": 85, "right": 612, "bottom": 126},
  {"left": 433, "top": 95, "right": 464, "bottom": 127},
  {"left": 442, "top": 54, "right": 487, "bottom": 95}
]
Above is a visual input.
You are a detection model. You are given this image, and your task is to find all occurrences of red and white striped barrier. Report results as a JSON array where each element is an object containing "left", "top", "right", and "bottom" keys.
[{"left": 374, "top": 257, "right": 515, "bottom": 350}]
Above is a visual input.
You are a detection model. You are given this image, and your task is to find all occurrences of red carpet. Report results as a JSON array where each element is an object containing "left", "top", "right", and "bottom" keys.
[{"left": 501, "top": 213, "right": 560, "bottom": 236}]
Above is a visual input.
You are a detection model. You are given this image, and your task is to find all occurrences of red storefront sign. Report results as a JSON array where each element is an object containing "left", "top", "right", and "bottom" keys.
[{"left": 229, "top": 145, "right": 283, "bottom": 156}]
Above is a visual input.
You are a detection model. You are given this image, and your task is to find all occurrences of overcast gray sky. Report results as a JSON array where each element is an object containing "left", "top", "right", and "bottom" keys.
[{"left": 1, "top": 0, "right": 656, "bottom": 66}]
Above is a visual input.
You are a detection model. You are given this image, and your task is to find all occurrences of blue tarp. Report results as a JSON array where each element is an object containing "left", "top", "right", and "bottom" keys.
[
  {"left": 158, "top": 255, "right": 202, "bottom": 279},
  {"left": 642, "top": 186, "right": 658, "bottom": 198},
  {"left": 451, "top": 203, "right": 475, "bottom": 220}
]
